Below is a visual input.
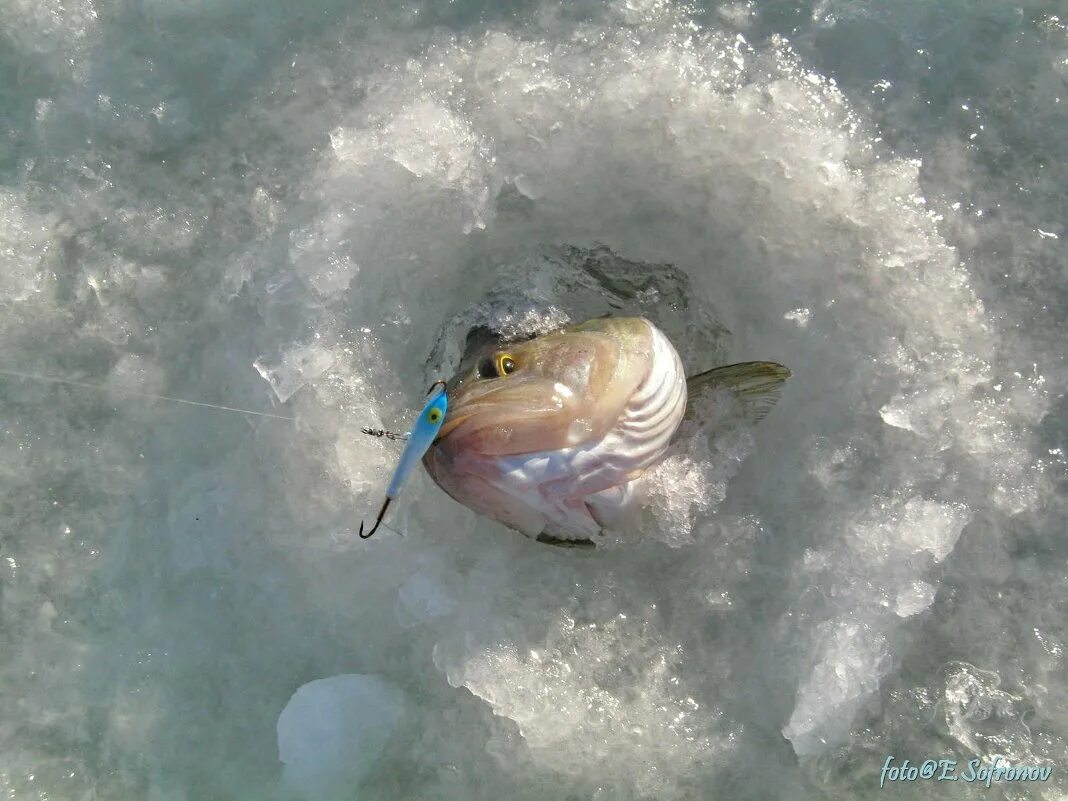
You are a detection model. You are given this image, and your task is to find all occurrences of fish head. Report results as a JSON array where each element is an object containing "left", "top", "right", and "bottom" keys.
[
  {"left": 435, "top": 317, "right": 652, "bottom": 457},
  {"left": 423, "top": 317, "right": 686, "bottom": 541}
]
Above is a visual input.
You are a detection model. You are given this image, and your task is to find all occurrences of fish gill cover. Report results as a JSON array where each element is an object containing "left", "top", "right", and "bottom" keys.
[{"left": 0, "top": 0, "right": 1065, "bottom": 799}]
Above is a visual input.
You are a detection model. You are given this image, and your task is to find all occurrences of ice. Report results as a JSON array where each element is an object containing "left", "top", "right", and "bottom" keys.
[
  {"left": 1, "top": 0, "right": 1066, "bottom": 798},
  {"left": 0, "top": 189, "right": 54, "bottom": 303},
  {"left": 288, "top": 219, "right": 360, "bottom": 298},
  {"left": 939, "top": 662, "right": 1052, "bottom": 768},
  {"left": 424, "top": 245, "right": 731, "bottom": 382},
  {"left": 783, "top": 620, "right": 892, "bottom": 756},
  {"left": 254, "top": 342, "right": 337, "bottom": 403},
  {"left": 277, "top": 675, "right": 408, "bottom": 800},
  {"left": 396, "top": 566, "right": 457, "bottom": 626},
  {"left": 783, "top": 307, "right": 812, "bottom": 328},
  {"left": 894, "top": 580, "right": 936, "bottom": 618},
  {"left": 636, "top": 388, "right": 756, "bottom": 547},
  {"left": 437, "top": 607, "right": 725, "bottom": 797}
]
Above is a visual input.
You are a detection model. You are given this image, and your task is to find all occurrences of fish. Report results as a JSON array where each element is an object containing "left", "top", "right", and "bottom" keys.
[{"left": 422, "top": 316, "right": 790, "bottom": 547}]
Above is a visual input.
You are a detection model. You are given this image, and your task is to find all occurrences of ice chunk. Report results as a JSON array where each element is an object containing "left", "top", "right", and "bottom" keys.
[
  {"left": 332, "top": 98, "right": 494, "bottom": 233},
  {"left": 511, "top": 173, "right": 542, "bottom": 200},
  {"left": 288, "top": 219, "right": 360, "bottom": 298},
  {"left": 894, "top": 498, "right": 970, "bottom": 562},
  {"left": 254, "top": 343, "right": 336, "bottom": 403},
  {"left": 850, "top": 496, "right": 970, "bottom": 563},
  {"left": 783, "top": 621, "right": 892, "bottom": 755},
  {"left": 783, "top": 307, "right": 812, "bottom": 328},
  {"left": 894, "top": 580, "right": 936, "bottom": 617},
  {"left": 277, "top": 675, "right": 407, "bottom": 800}
]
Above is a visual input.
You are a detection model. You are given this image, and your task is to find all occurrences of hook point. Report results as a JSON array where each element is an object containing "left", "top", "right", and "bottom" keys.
[{"left": 359, "top": 497, "right": 392, "bottom": 540}]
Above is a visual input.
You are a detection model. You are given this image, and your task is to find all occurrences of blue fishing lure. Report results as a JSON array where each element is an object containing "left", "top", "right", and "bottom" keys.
[{"left": 359, "top": 380, "right": 447, "bottom": 538}]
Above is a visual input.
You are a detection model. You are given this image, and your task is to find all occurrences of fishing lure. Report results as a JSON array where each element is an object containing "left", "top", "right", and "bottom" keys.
[{"left": 358, "top": 380, "right": 448, "bottom": 539}]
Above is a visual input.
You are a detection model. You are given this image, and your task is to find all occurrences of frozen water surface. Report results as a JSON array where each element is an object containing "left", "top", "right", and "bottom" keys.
[{"left": 1, "top": 0, "right": 1066, "bottom": 799}]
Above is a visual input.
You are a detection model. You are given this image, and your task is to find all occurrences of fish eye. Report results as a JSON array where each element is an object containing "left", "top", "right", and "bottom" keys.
[
  {"left": 476, "top": 353, "right": 518, "bottom": 379},
  {"left": 497, "top": 354, "right": 517, "bottom": 376}
]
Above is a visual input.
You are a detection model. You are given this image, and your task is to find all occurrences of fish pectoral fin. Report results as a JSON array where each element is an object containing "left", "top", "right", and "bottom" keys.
[{"left": 684, "top": 361, "right": 791, "bottom": 424}]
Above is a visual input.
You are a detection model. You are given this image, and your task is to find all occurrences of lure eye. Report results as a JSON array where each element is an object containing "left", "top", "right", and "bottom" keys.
[{"left": 427, "top": 408, "right": 443, "bottom": 424}]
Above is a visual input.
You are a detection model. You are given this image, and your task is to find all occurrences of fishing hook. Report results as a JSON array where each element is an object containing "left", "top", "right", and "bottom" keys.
[{"left": 359, "top": 497, "right": 392, "bottom": 539}]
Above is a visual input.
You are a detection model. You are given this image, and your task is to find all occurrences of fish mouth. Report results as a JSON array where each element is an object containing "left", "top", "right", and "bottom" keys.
[
  {"left": 436, "top": 411, "right": 473, "bottom": 440},
  {"left": 435, "top": 378, "right": 538, "bottom": 440}
]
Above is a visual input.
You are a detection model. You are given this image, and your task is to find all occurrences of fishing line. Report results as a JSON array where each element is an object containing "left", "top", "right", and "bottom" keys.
[{"left": 0, "top": 367, "right": 295, "bottom": 421}]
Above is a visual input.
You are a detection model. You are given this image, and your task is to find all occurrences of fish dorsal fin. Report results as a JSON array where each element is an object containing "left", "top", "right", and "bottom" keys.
[{"left": 684, "top": 362, "right": 791, "bottom": 424}]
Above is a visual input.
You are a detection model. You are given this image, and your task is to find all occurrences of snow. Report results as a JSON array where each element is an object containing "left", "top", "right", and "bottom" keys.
[
  {"left": 0, "top": 0, "right": 1065, "bottom": 798},
  {"left": 278, "top": 675, "right": 408, "bottom": 799}
]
